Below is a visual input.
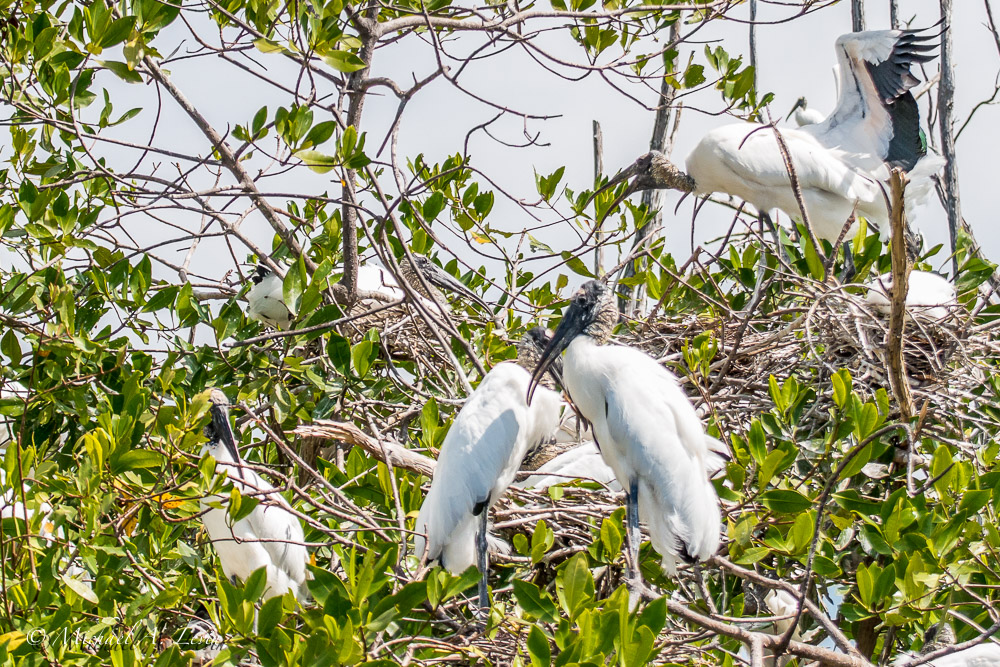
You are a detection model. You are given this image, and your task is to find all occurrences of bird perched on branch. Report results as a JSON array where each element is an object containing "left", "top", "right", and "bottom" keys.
[
  {"left": 246, "top": 265, "right": 293, "bottom": 330},
  {"left": 200, "top": 389, "right": 309, "bottom": 601},
  {"left": 785, "top": 97, "right": 825, "bottom": 127},
  {"left": 593, "top": 28, "right": 945, "bottom": 277},
  {"left": 414, "top": 327, "right": 564, "bottom": 610},
  {"left": 527, "top": 281, "right": 721, "bottom": 602},
  {"left": 397, "top": 254, "right": 493, "bottom": 316}
]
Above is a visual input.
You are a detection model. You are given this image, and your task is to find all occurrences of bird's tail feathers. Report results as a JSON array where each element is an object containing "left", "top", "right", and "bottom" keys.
[{"left": 903, "top": 153, "right": 946, "bottom": 220}]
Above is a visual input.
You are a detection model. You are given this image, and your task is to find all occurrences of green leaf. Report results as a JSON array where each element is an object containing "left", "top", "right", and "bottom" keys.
[
  {"left": 62, "top": 575, "right": 99, "bottom": 604},
  {"left": 527, "top": 624, "right": 552, "bottom": 667},
  {"left": 760, "top": 489, "right": 812, "bottom": 514},
  {"left": 560, "top": 251, "right": 594, "bottom": 278},
  {"left": 513, "top": 580, "right": 558, "bottom": 623},
  {"left": 253, "top": 37, "right": 284, "bottom": 53},
  {"left": 99, "top": 60, "right": 142, "bottom": 83},
  {"left": 110, "top": 449, "right": 163, "bottom": 473},
  {"left": 557, "top": 553, "right": 594, "bottom": 620},
  {"left": 293, "top": 149, "right": 338, "bottom": 173},
  {"left": 747, "top": 419, "right": 766, "bottom": 465},
  {"left": 323, "top": 51, "right": 367, "bottom": 72},
  {"left": 803, "top": 237, "right": 824, "bottom": 280},
  {"left": 352, "top": 341, "right": 374, "bottom": 378},
  {"left": 99, "top": 16, "right": 136, "bottom": 48}
]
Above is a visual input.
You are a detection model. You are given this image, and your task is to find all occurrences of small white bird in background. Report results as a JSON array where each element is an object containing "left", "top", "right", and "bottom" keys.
[
  {"left": 785, "top": 97, "right": 825, "bottom": 126},
  {"left": 246, "top": 265, "right": 293, "bottom": 330},
  {"left": 199, "top": 389, "right": 309, "bottom": 601},
  {"left": 592, "top": 28, "right": 944, "bottom": 278},
  {"left": 893, "top": 623, "right": 1000, "bottom": 667},
  {"left": 527, "top": 280, "right": 722, "bottom": 601},
  {"left": 865, "top": 270, "right": 959, "bottom": 321},
  {"left": 414, "top": 327, "right": 564, "bottom": 610}
]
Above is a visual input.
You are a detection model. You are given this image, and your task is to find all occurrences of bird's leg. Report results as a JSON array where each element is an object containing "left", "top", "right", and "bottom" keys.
[
  {"left": 838, "top": 244, "right": 857, "bottom": 283},
  {"left": 476, "top": 508, "right": 490, "bottom": 614},
  {"left": 625, "top": 479, "right": 642, "bottom": 608}
]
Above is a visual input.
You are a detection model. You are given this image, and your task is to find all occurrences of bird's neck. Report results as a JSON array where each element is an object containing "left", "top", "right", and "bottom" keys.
[{"left": 399, "top": 262, "right": 445, "bottom": 303}]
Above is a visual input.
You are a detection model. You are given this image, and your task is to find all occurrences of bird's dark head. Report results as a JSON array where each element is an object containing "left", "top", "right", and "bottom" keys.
[
  {"left": 922, "top": 623, "right": 955, "bottom": 652},
  {"left": 586, "top": 151, "right": 694, "bottom": 218},
  {"left": 786, "top": 96, "right": 808, "bottom": 120},
  {"left": 204, "top": 388, "right": 240, "bottom": 462},
  {"left": 251, "top": 264, "right": 271, "bottom": 285},
  {"left": 526, "top": 281, "right": 617, "bottom": 404},
  {"left": 518, "top": 326, "right": 563, "bottom": 391}
]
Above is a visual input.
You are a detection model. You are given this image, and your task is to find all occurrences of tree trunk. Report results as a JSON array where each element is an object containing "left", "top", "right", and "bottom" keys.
[{"left": 937, "top": 0, "right": 961, "bottom": 277}]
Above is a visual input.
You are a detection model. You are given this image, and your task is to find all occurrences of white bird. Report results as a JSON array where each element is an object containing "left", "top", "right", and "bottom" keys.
[
  {"left": 893, "top": 624, "right": 1000, "bottom": 667},
  {"left": 593, "top": 28, "right": 944, "bottom": 275},
  {"left": 200, "top": 389, "right": 309, "bottom": 601},
  {"left": 865, "top": 270, "right": 958, "bottom": 321},
  {"left": 518, "top": 435, "right": 730, "bottom": 491},
  {"left": 246, "top": 265, "right": 293, "bottom": 330},
  {"left": 414, "top": 327, "right": 563, "bottom": 610},
  {"left": 785, "top": 97, "right": 825, "bottom": 126},
  {"left": 527, "top": 280, "right": 722, "bottom": 599}
]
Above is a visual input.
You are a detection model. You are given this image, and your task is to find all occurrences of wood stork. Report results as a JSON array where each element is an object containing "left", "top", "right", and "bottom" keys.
[
  {"left": 518, "top": 435, "right": 730, "bottom": 491},
  {"left": 398, "top": 255, "right": 492, "bottom": 314},
  {"left": 785, "top": 97, "right": 825, "bottom": 126},
  {"left": 200, "top": 389, "right": 309, "bottom": 602},
  {"left": 594, "top": 28, "right": 944, "bottom": 275},
  {"left": 893, "top": 624, "right": 1000, "bottom": 667},
  {"left": 527, "top": 280, "right": 722, "bottom": 599},
  {"left": 414, "top": 327, "right": 564, "bottom": 610},
  {"left": 246, "top": 265, "right": 293, "bottom": 330},
  {"left": 865, "top": 270, "right": 958, "bottom": 321}
]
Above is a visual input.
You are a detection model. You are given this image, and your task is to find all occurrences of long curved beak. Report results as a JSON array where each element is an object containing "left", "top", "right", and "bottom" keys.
[
  {"left": 210, "top": 404, "right": 241, "bottom": 464},
  {"left": 527, "top": 304, "right": 586, "bottom": 404},
  {"left": 583, "top": 162, "right": 643, "bottom": 221},
  {"left": 422, "top": 262, "right": 492, "bottom": 312},
  {"left": 785, "top": 98, "right": 805, "bottom": 122}
]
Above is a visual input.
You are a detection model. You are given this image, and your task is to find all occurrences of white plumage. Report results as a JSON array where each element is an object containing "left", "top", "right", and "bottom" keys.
[
  {"left": 564, "top": 337, "right": 720, "bottom": 572},
  {"left": 528, "top": 281, "right": 721, "bottom": 593},
  {"left": 246, "top": 265, "right": 293, "bottom": 330},
  {"left": 894, "top": 625, "right": 1000, "bottom": 667},
  {"left": 786, "top": 97, "right": 825, "bottom": 127},
  {"left": 415, "top": 328, "right": 562, "bottom": 608},
  {"left": 518, "top": 435, "right": 729, "bottom": 492},
  {"left": 597, "top": 29, "right": 944, "bottom": 248},
  {"left": 865, "top": 270, "right": 958, "bottom": 321},
  {"left": 518, "top": 441, "right": 621, "bottom": 491},
  {"left": 200, "top": 389, "right": 309, "bottom": 601}
]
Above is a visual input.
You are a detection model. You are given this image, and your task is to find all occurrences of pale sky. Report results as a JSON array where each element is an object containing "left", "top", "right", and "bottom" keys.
[{"left": 9, "top": 0, "right": 1000, "bottom": 298}]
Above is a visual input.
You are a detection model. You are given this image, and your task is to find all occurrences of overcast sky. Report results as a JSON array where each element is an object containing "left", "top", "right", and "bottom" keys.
[{"left": 9, "top": 1, "right": 999, "bottom": 292}]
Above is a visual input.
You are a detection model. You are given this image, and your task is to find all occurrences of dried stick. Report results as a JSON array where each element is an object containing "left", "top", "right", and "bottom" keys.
[{"left": 886, "top": 169, "right": 914, "bottom": 421}]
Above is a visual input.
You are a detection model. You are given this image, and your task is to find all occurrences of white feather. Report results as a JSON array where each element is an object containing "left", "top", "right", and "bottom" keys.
[
  {"left": 200, "top": 441, "right": 309, "bottom": 601},
  {"left": 563, "top": 337, "right": 721, "bottom": 574},
  {"left": 356, "top": 264, "right": 437, "bottom": 310},
  {"left": 893, "top": 644, "right": 1000, "bottom": 667},
  {"left": 520, "top": 434, "right": 728, "bottom": 491},
  {"left": 246, "top": 271, "right": 293, "bottom": 330},
  {"left": 685, "top": 30, "right": 942, "bottom": 244},
  {"left": 865, "top": 270, "right": 958, "bottom": 321},
  {"left": 414, "top": 362, "right": 562, "bottom": 573},
  {"left": 792, "top": 107, "right": 825, "bottom": 127}
]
